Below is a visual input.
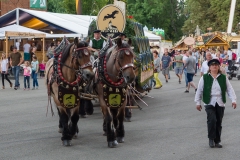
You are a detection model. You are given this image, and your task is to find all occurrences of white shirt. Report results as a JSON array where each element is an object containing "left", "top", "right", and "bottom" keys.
[
  {"left": 200, "top": 60, "right": 209, "bottom": 74},
  {"left": 195, "top": 73, "right": 237, "bottom": 106},
  {"left": 228, "top": 50, "right": 232, "bottom": 60},
  {"left": 89, "top": 38, "right": 107, "bottom": 49},
  {"left": 1, "top": 59, "right": 8, "bottom": 71},
  {"left": 211, "top": 54, "right": 217, "bottom": 58},
  {"left": 15, "top": 42, "right": 20, "bottom": 51},
  {"left": 23, "top": 43, "right": 31, "bottom": 53}
]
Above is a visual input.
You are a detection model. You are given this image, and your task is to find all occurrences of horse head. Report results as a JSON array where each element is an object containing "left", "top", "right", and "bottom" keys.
[
  {"left": 72, "top": 37, "right": 94, "bottom": 81},
  {"left": 108, "top": 38, "right": 135, "bottom": 84}
]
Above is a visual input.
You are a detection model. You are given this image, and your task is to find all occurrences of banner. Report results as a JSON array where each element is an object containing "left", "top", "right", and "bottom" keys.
[{"left": 30, "top": 0, "right": 47, "bottom": 9}]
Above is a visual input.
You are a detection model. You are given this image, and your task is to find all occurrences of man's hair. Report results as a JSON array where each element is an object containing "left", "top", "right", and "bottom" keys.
[{"left": 188, "top": 51, "right": 192, "bottom": 55}]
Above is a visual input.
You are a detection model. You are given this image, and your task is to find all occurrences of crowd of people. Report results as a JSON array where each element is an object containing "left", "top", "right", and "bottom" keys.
[{"left": 151, "top": 47, "right": 238, "bottom": 92}]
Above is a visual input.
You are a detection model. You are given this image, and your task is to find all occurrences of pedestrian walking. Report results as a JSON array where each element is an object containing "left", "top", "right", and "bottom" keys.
[
  {"left": 153, "top": 50, "right": 162, "bottom": 89},
  {"left": 20, "top": 61, "right": 32, "bottom": 90},
  {"left": 161, "top": 48, "right": 172, "bottom": 83},
  {"left": 174, "top": 50, "right": 183, "bottom": 84},
  {"left": 0, "top": 52, "right": 12, "bottom": 89},
  {"left": 10, "top": 46, "right": 23, "bottom": 90},
  {"left": 195, "top": 58, "right": 237, "bottom": 148},
  {"left": 201, "top": 52, "right": 212, "bottom": 76},
  {"left": 192, "top": 48, "right": 199, "bottom": 75},
  {"left": 183, "top": 51, "right": 189, "bottom": 87},
  {"left": 31, "top": 56, "right": 39, "bottom": 90},
  {"left": 183, "top": 51, "right": 197, "bottom": 93}
]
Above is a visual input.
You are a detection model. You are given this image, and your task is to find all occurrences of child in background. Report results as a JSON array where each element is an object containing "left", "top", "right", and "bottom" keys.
[
  {"left": 39, "top": 61, "right": 45, "bottom": 78},
  {"left": 20, "top": 61, "right": 32, "bottom": 90}
]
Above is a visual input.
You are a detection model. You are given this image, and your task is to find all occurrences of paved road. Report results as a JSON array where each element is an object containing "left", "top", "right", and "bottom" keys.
[{"left": 0, "top": 71, "right": 240, "bottom": 160}]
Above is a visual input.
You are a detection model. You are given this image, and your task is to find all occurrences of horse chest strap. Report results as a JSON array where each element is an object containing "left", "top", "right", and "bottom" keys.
[
  {"left": 58, "top": 84, "right": 79, "bottom": 109},
  {"left": 102, "top": 85, "right": 127, "bottom": 108}
]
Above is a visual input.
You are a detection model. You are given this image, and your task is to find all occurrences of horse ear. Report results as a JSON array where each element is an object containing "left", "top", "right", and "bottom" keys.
[
  {"left": 117, "top": 38, "right": 122, "bottom": 48},
  {"left": 74, "top": 37, "right": 79, "bottom": 45},
  {"left": 128, "top": 38, "right": 132, "bottom": 46}
]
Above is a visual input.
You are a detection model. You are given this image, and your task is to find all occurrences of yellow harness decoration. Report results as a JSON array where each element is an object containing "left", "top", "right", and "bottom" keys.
[
  {"left": 63, "top": 94, "right": 76, "bottom": 107},
  {"left": 109, "top": 94, "right": 121, "bottom": 107}
]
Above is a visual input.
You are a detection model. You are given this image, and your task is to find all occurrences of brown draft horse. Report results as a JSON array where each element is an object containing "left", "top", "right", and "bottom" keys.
[
  {"left": 45, "top": 38, "right": 94, "bottom": 146},
  {"left": 96, "top": 39, "right": 136, "bottom": 148}
]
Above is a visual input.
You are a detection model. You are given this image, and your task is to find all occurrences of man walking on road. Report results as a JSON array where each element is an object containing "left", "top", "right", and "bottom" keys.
[
  {"left": 183, "top": 51, "right": 197, "bottom": 93},
  {"left": 161, "top": 48, "right": 172, "bottom": 83},
  {"left": 174, "top": 50, "right": 183, "bottom": 83},
  {"left": 201, "top": 52, "right": 212, "bottom": 76},
  {"left": 10, "top": 46, "right": 23, "bottom": 90}
]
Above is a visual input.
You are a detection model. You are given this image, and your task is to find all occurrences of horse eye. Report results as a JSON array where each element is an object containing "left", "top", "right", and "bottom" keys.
[
  {"left": 125, "top": 51, "right": 130, "bottom": 56},
  {"left": 84, "top": 49, "right": 89, "bottom": 56}
]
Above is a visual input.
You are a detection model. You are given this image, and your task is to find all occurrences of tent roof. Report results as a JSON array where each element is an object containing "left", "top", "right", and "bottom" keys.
[
  {"left": 144, "top": 31, "right": 161, "bottom": 40},
  {"left": 0, "top": 8, "right": 96, "bottom": 36},
  {"left": 0, "top": 24, "right": 47, "bottom": 38}
]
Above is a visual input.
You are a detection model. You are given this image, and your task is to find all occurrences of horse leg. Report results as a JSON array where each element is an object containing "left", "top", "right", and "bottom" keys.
[
  {"left": 69, "top": 110, "right": 79, "bottom": 139},
  {"left": 116, "top": 107, "right": 125, "bottom": 143},
  {"left": 103, "top": 116, "right": 107, "bottom": 136},
  {"left": 104, "top": 107, "right": 118, "bottom": 148},
  {"left": 59, "top": 109, "right": 72, "bottom": 146},
  {"left": 57, "top": 108, "right": 63, "bottom": 133},
  {"left": 84, "top": 99, "right": 94, "bottom": 115}
]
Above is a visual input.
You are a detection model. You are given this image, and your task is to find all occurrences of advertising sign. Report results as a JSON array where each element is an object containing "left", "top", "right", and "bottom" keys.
[{"left": 30, "top": 0, "right": 47, "bottom": 9}]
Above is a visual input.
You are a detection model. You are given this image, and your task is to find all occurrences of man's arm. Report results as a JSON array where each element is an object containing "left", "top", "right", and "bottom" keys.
[{"left": 18, "top": 57, "right": 23, "bottom": 66}]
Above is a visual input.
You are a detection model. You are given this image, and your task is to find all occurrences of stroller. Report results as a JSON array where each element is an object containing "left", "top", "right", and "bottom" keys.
[{"left": 227, "top": 61, "right": 240, "bottom": 80}]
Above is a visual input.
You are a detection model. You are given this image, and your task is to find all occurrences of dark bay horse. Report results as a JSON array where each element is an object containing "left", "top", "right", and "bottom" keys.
[
  {"left": 96, "top": 38, "right": 136, "bottom": 148},
  {"left": 45, "top": 38, "right": 94, "bottom": 146}
]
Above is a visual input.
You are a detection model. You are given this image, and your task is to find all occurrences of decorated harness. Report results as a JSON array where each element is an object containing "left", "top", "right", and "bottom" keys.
[
  {"left": 47, "top": 38, "right": 91, "bottom": 109},
  {"left": 96, "top": 40, "right": 134, "bottom": 108}
]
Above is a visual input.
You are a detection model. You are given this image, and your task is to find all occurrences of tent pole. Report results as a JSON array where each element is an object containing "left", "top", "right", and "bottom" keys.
[
  {"left": 6, "top": 36, "right": 9, "bottom": 58},
  {"left": 43, "top": 38, "right": 45, "bottom": 62},
  {"left": 16, "top": 8, "right": 19, "bottom": 25}
]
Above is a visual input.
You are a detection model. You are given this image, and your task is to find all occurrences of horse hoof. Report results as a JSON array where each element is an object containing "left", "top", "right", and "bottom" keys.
[
  {"left": 117, "top": 137, "right": 124, "bottom": 143},
  {"left": 62, "top": 140, "right": 71, "bottom": 146},
  {"left": 58, "top": 128, "right": 63, "bottom": 133},
  {"left": 108, "top": 140, "right": 118, "bottom": 148}
]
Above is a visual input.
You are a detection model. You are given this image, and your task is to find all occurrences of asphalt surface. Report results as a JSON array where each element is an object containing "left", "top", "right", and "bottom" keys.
[{"left": 0, "top": 71, "right": 240, "bottom": 160}]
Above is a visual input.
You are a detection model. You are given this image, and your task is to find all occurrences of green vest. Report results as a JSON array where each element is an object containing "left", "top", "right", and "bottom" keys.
[
  {"left": 203, "top": 74, "right": 226, "bottom": 104},
  {"left": 92, "top": 39, "right": 104, "bottom": 49}
]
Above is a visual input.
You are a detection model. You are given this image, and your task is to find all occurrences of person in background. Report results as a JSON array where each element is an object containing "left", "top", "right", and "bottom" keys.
[
  {"left": 10, "top": 46, "right": 23, "bottom": 90},
  {"left": 153, "top": 50, "right": 162, "bottom": 89},
  {"left": 227, "top": 48, "right": 233, "bottom": 67},
  {"left": 183, "top": 51, "right": 197, "bottom": 93},
  {"left": 174, "top": 50, "right": 183, "bottom": 84},
  {"left": 195, "top": 59, "right": 237, "bottom": 148},
  {"left": 47, "top": 43, "right": 55, "bottom": 59},
  {"left": 201, "top": 52, "right": 212, "bottom": 76},
  {"left": 182, "top": 50, "right": 189, "bottom": 87},
  {"left": 0, "top": 52, "right": 12, "bottom": 89},
  {"left": 39, "top": 60, "right": 46, "bottom": 78},
  {"left": 161, "top": 48, "right": 172, "bottom": 83},
  {"left": 31, "top": 56, "right": 39, "bottom": 90},
  {"left": 192, "top": 48, "right": 199, "bottom": 76},
  {"left": 23, "top": 41, "right": 31, "bottom": 61},
  {"left": 20, "top": 61, "right": 32, "bottom": 90},
  {"left": 199, "top": 51, "right": 204, "bottom": 69}
]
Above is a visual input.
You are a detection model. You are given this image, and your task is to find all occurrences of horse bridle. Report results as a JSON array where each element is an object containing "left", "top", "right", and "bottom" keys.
[
  {"left": 113, "top": 48, "right": 134, "bottom": 78},
  {"left": 73, "top": 46, "right": 92, "bottom": 70}
]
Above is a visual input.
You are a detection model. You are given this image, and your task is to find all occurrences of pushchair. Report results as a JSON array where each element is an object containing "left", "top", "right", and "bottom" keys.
[{"left": 228, "top": 60, "right": 240, "bottom": 80}]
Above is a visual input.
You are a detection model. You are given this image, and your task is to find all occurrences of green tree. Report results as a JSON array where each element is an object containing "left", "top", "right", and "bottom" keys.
[
  {"left": 127, "top": 0, "right": 185, "bottom": 42},
  {"left": 182, "top": 0, "right": 240, "bottom": 34}
]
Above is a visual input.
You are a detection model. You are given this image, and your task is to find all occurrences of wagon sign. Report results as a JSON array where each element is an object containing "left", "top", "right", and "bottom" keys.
[{"left": 96, "top": 4, "right": 126, "bottom": 40}]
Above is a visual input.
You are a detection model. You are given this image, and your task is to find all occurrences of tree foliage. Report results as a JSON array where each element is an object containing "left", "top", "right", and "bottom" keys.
[
  {"left": 182, "top": 0, "right": 240, "bottom": 34},
  {"left": 127, "top": 0, "right": 186, "bottom": 42}
]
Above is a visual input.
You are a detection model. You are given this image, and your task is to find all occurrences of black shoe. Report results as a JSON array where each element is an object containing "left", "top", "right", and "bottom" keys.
[
  {"left": 195, "top": 88, "right": 197, "bottom": 93},
  {"left": 14, "top": 87, "right": 17, "bottom": 90},
  {"left": 166, "top": 80, "right": 168, "bottom": 83},
  {"left": 184, "top": 90, "right": 189, "bottom": 93},
  {"left": 215, "top": 143, "right": 222, "bottom": 148},
  {"left": 209, "top": 139, "right": 215, "bottom": 148}
]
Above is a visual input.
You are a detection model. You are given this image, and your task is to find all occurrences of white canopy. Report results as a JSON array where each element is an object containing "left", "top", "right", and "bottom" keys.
[
  {"left": 0, "top": 24, "right": 47, "bottom": 39},
  {"left": 144, "top": 31, "right": 161, "bottom": 41}
]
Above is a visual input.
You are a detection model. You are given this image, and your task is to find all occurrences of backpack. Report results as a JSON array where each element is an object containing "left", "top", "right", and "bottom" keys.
[{"left": 232, "top": 52, "right": 237, "bottom": 60}]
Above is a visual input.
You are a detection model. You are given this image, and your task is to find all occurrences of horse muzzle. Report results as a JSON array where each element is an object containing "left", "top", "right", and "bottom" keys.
[
  {"left": 82, "top": 69, "right": 95, "bottom": 81},
  {"left": 123, "top": 73, "right": 135, "bottom": 84}
]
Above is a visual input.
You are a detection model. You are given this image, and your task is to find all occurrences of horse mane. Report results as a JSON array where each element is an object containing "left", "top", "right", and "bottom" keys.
[{"left": 61, "top": 43, "right": 74, "bottom": 64}]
